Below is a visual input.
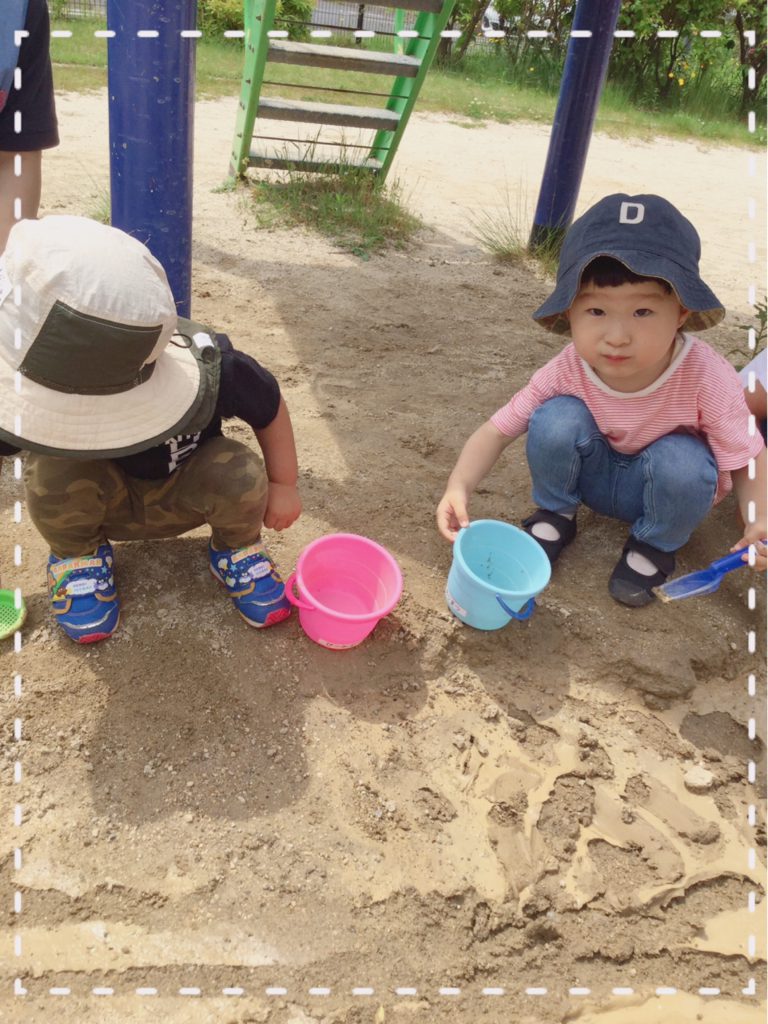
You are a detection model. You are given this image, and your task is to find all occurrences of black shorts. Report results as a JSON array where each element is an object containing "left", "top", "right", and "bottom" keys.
[{"left": 0, "top": 0, "right": 59, "bottom": 152}]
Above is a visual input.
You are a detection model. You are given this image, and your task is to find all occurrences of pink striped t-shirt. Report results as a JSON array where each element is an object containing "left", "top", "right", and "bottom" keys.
[{"left": 490, "top": 334, "right": 764, "bottom": 503}]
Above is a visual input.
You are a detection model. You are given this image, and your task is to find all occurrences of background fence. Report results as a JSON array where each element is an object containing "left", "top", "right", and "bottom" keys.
[
  {"left": 55, "top": 1, "right": 416, "bottom": 36},
  {"left": 56, "top": 0, "right": 105, "bottom": 14}
]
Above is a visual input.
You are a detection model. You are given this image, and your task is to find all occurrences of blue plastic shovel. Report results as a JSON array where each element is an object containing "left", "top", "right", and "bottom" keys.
[{"left": 654, "top": 548, "right": 755, "bottom": 602}]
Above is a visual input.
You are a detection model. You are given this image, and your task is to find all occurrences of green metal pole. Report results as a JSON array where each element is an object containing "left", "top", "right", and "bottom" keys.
[
  {"left": 229, "top": 0, "right": 277, "bottom": 177},
  {"left": 369, "top": 1, "right": 456, "bottom": 179}
]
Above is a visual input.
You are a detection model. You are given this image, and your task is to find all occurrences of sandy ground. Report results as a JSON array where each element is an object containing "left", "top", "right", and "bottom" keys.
[{"left": 1, "top": 85, "right": 767, "bottom": 1024}]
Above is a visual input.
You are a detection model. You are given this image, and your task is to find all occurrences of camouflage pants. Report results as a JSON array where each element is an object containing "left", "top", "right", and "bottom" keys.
[{"left": 24, "top": 437, "right": 269, "bottom": 558}]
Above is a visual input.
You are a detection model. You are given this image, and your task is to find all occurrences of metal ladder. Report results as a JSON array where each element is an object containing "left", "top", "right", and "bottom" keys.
[{"left": 229, "top": 0, "right": 457, "bottom": 182}]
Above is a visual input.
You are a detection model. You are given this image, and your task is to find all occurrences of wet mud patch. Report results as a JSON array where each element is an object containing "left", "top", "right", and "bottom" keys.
[
  {"left": 681, "top": 710, "right": 764, "bottom": 761},
  {"left": 537, "top": 774, "right": 596, "bottom": 861},
  {"left": 587, "top": 835, "right": 684, "bottom": 906}
]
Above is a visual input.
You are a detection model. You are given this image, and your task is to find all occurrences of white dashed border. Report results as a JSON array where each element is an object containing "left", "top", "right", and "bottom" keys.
[
  {"left": 743, "top": 26, "right": 762, "bottom": 991},
  {"left": 7, "top": 980, "right": 762, "bottom": 999},
  {"left": 9, "top": 19, "right": 765, "bottom": 1002}
]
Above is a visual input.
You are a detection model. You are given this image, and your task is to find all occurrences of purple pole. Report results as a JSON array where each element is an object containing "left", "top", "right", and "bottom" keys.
[
  {"left": 107, "top": 1, "right": 197, "bottom": 316},
  {"left": 530, "top": 0, "right": 622, "bottom": 249}
]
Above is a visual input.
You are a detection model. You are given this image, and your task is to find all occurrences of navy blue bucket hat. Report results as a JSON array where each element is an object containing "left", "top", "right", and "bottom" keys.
[{"left": 532, "top": 194, "right": 725, "bottom": 335}]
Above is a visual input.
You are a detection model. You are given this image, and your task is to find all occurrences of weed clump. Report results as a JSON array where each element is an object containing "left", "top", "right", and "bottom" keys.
[{"left": 247, "top": 160, "right": 421, "bottom": 259}]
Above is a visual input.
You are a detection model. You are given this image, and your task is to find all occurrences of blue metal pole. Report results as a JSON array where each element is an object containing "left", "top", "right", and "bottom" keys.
[
  {"left": 529, "top": 0, "right": 621, "bottom": 249},
  {"left": 107, "top": 1, "right": 197, "bottom": 317}
]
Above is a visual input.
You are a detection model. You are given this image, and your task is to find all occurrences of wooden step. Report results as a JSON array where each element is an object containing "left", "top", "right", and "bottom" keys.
[
  {"left": 247, "top": 147, "right": 383, "bottom": 174},
  {"left": 268, "top": 40, "right": 421, "bottom": 77},
  {"left": 258, "top": 97, "right": 399, "bottom": 131}
]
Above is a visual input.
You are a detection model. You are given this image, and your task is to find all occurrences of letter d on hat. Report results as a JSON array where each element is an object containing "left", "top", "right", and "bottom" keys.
[
  {"left": 619, "top": 201, "right": 645, "bottom": 224},
  {"left": 531, "top": 193, "right": 725, "bottom": 335}
]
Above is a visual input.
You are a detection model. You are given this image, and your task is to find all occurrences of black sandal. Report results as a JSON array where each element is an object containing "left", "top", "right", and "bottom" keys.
[
  {"left": 609, "top": 536, "right": 676, "bottom": 607},
  {"left": 522, "top": 508, "right": 577, "bottom": 565}
]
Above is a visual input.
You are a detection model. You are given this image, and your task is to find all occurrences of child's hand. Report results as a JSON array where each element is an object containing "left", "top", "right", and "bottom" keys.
[
  {"left": 264, "top": 482, "right": 301, "bottom": 531},
  {"left": 730, "top": 523, "right": 767, "bottom": 571},
  {"left": 436, "top": 489, "right": 470, "bottom": 542}
]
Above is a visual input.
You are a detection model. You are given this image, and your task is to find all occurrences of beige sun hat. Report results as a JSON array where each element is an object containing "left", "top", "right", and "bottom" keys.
[{"left": 0, "top": 215, "right": 215, "bottom": 458}]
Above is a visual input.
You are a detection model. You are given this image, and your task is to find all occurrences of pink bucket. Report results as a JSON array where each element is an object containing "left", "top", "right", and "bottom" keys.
[{"left": 285, "top": 533, "right": 403, "bottom": 649}]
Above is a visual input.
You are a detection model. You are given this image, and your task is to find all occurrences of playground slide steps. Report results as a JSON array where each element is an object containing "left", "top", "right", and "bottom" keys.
[
  {"left": 230, "top": 0, "right": 457, "bottom": 184},
  {"left": 267, "top": 40, "right": 421, "bottom": 77},
  {"left": 258, "top": 97, "right": 400, "bottom": 132},
  {"left": 246, "top": 150, "right": 384, "bottom": 174}
]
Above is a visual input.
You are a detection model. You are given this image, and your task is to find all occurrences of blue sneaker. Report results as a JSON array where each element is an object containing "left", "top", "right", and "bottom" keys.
[
  {"left": 208, "top": 541, "right": 291, "bottom": 628},
  {"left": 47, "top": 543, "right": 120, "bottom": 643}
]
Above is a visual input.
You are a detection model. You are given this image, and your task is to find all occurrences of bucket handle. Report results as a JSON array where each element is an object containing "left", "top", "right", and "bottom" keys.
[
  {"left": 284, "top": 572, "right": 314, "bottom": 611},
  {"left": 496, "top": 595, "right": 536, "bottom": 621}
]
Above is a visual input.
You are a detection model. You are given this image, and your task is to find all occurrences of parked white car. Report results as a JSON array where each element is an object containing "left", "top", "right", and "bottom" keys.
[{"left": 482, "top": 4, "right": 503, "bottom": 31}]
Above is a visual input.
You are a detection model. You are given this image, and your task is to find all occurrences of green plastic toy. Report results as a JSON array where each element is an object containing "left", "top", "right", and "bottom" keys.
[{"left": 0, "top": 589, "right": 26, "bottom": 639}]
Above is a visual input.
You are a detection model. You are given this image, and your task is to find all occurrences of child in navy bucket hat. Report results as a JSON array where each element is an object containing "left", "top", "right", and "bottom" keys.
[{"left": 437, "top": 194, "right": 766, "bottom": 606}]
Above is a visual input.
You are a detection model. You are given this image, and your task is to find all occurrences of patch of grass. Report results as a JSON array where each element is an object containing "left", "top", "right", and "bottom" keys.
[
  {"left": 471, "top": 187, "right": 560, "bottom": 278},
  {"left": 51, "top": 63, "right": 106, "bottom": 93},
  {"left": 87, "top": 187, "right": 111, "bottom": 225},
  {"left": 527, "top": 231, "right": 565, "bottom": 280},
  {"left": 194, "top": 35, "right": 249, "bottom": 97},
  {"left": 49, "top": 16, "right": 244, "bottom": 98},
  {"left": 419, "top": 69, "right": 557, "bottom": 126},
  {"left": 49, "top": 17, "right": 109, "bottom": 67},
  {"left": 211, "top": 177, "right": 238, "bottom": 194},
  {"left": 594, "top": 81, "right": 765, "bottom": 146},
  {"left": 48, "top": 17, "right": 764, "bottom": 148},
  {"left": 246, "top": 160, "right": 421, "bottom": 259}
]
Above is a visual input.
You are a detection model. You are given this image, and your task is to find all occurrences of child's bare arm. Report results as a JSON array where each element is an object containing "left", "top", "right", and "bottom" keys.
[
  {"left": 436, "top": 420, "right": 515, "bottom": 541},
  {"left": 731, "top": 445, "right": 767, "bottom": 570},
  {"left": 744, "top": 380, "right": 767, "bottom": 422},
  {"left": 254, "top": 397, "right": 301, "bottom": 531}
]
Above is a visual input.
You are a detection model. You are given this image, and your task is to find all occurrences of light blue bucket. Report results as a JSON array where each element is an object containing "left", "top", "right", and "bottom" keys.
[{"left": 446, "top": 519, "right": 551, "bottom": 630}]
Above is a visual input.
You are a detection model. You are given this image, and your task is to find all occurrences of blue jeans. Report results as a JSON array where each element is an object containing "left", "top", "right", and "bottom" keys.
[{"left": 525, "top": 397, "right": 718, "bottom": 552}]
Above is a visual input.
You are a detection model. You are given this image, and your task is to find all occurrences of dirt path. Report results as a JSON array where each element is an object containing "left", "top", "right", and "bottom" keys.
[{"left": 1, "top": 90, "right": 765, "bottom": 1024}]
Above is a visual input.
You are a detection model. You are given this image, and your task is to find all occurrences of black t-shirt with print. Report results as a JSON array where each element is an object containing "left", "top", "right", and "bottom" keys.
[{"left": 0, "top": 334, "right": 281, "bottom": 479}]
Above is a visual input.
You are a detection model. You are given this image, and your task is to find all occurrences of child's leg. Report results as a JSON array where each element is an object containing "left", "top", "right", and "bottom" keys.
[
  {"left": 155, "top": 437, "right": 289, "bottom": 629},
  {"left": 161, "top": 436, "right": 268, "bottom": 548},
  {"left": 27, "top": 438, "right": 270, "bottom": 552},
  {"left": 24, "top": 454, "right": 129, "bottom": 642},
  {"left": 620, "top": 433, "right": 718, "bottom": 551},
  {"left": 0, "top": 151, "right": 43, "bottom": 253},
  {"left": 526, "top": 396, "right": 611, "bottom": 514},
  {"left": 524, "top": 396, "right": 613, "bottom": 561},
  {"left": 24, "top": 453, "right": 131, "bottom": 556},
  {"left": 608, "top": 433, "right": 717, "bottom": 606}
]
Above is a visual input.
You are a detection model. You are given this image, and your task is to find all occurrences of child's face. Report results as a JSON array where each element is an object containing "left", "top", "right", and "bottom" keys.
[{"left": 566, "top": 281, "right": 689, "bottom": 392}]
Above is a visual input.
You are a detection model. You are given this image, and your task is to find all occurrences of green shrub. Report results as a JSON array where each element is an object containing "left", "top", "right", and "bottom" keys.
[
  {"left": 277, "top": 0, "right": 314, "bottom": 36},
  {"left": 198, "top": 0, "right": 314, "bottom": 37},
  {"left": 198, "top": 0, "right": 243, "bottom": 34}
]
